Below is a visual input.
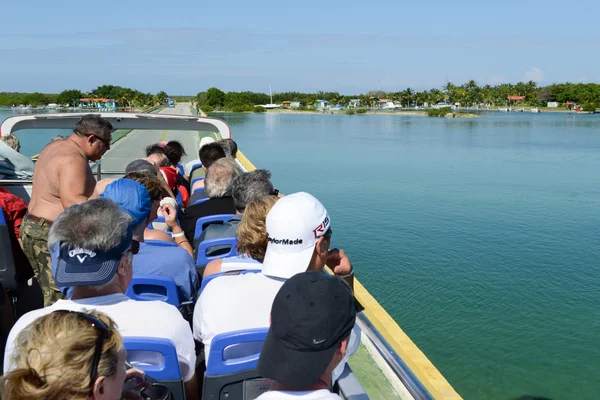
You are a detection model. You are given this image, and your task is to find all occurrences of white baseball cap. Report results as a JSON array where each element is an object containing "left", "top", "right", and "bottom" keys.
[{"left": 261, "top": 192, "right": 331, "bottom": 279}]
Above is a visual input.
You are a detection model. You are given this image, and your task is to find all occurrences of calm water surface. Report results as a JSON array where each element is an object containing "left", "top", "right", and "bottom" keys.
[{"left": 2, "top": 109, "right": 599, "bottom": 399}]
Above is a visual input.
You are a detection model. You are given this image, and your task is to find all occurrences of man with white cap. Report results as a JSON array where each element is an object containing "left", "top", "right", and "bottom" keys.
[{"left": 192, "top": 192, "right": 355, "bottom": 360}]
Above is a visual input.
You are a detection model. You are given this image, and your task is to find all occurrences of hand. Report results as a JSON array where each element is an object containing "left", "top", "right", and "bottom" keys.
[
  {"left": 327, "top": 248, "right": 352, "bottom": 276},
  {"left": 121, "top": 367, "right": 152, "bottom": 400},
  {"left": 160, "top": 202, "right": 178, "bottom": 229}
]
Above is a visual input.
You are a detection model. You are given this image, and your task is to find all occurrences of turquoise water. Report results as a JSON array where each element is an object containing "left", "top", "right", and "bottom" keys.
[
  {"left": 217, "top": 112, "right": 600, "bottom": 400},
  {"left": 2, "top": 109, "right": 599, "bottom": 399}
]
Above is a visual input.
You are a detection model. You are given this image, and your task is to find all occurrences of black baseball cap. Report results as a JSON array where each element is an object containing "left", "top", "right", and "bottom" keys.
[{"left": 257, "top": 271, "right": 357, "bottom": 389}]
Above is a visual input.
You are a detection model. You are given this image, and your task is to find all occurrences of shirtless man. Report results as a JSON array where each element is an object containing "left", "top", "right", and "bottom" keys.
[{"left": 20, "top": 114, "right": 112, "bottom": 306}]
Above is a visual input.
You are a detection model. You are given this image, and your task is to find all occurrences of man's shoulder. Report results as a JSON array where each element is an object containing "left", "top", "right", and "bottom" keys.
[
  {"left": 201, "top": 273, "right": 279, "bottom": 304},
  {"left": 139, "top": 242, "right": 194, "bottom": 262}
]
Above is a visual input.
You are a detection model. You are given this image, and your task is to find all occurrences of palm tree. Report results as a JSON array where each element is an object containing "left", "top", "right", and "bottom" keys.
[{"left": 402, "top": 88, "right": 415, "bottom": 108}]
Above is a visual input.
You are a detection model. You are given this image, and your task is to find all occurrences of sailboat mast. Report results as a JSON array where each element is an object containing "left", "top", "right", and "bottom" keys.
[{"left": 270, "top": 84, "right": 273, "bottom": 104}]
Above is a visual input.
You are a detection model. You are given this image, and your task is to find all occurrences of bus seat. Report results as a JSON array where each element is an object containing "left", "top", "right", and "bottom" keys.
[
  {"left": 200, "top": 269, "right": 261, "bottom": 295},
  {"left": 194, "top": 214, "right": 235, "bottom": 240},
  {"left": 194, "top": 197, "right": 209, "bottom": 205},
  {"left": 203, "top": 328, "right": 270, "bottom": 400},
  {"left": 191, "top": 177, "right": 205, "bottom": 191},
  {"left": 124, "top": 337, "right": 185, "bottom": 400},
  {"left": 176, "top": 164, "right": 184, "bottom": 175},
  {"left": 196, "top": 237, "right": 238, "bottom": 267},
  {"left": 126, "top": 276, "right": 180, "bottom": 307}
]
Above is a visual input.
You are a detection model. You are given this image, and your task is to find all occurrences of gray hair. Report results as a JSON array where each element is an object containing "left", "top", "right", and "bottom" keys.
[
  {"left": 48, "top": 199, "right": 130, "bottom": 253},
  {"left": 1, "top": 134, "right": 20, "bottom": 152},
  {"left": 232, "top": 169, "right": 274, "bottom": 212},
  {"left": 217, "top": 139, "right": 237, "bottom": 158},
  {"left": 204, "top": 158, "right": 243, "bottom": 198}
]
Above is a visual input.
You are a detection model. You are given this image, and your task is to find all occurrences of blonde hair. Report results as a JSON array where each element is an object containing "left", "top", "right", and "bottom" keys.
[
  {"left": 237, "top": 196, "right": 278, "bottom": 262},
  {"left": 1, "top": 134, "right": 20, "bottom": 152},
  {"left": 0, "top": 310, "right": 123, "bottom": 400}
]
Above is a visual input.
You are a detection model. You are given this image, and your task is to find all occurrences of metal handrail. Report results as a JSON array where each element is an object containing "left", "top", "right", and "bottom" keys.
[{"left": 356, "top": 313, "right": 434, "bottom": 400}]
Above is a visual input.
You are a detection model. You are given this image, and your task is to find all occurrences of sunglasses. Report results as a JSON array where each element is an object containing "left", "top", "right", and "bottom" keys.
[
  {"left": 52, "top": 310, "right": 112, "bottom": 392},
  {"left": 77, "top": 131, "right": 111, "bottom": 148},
  {"left": 129, "top": 240, "right": 140, "bottom": 255},
  {"left": 323, "top": 227, "right": 333, "bottom": 240},
  {"left": 271, "top": 189, "right": 280, "bottom": 197}
]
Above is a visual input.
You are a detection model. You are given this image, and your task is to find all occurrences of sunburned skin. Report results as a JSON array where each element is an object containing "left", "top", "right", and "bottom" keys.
[{"left": 28, "top": 134, "right": 108, "bottom": 221}]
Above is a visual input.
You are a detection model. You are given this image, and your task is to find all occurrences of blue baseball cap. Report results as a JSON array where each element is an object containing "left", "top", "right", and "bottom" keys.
[
  {"left": 52, "top": 230, "right": 133, "bottom": 288},
  {"left": 100, "top": 178, "right": 151, "bottom": 227}
]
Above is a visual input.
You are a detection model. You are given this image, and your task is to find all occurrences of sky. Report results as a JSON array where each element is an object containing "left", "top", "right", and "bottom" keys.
[{"left": 0, "top": 0, "right": 599, "bottom": 95}]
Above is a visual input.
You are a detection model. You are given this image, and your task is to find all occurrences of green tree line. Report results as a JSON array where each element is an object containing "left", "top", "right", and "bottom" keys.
[
  {"left": 196, "top": 82, "right": 600, "bottom": 110},
  {"left": 0, "top": 86, "right": 170, "bottom": 108}
]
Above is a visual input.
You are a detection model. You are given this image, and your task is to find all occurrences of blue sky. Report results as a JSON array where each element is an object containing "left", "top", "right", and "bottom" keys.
[{"left": 1, "top": 0, "right": 598, "bottom": 95}]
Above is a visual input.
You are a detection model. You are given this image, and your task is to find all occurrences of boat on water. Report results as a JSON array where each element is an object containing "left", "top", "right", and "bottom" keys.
[
  {"left": 530, "top": 107, "right": 540, "bottom": 113},
  {"left": 260, "top": 85, "right": 282, "bottom": 110},
  {"left": 0, "top": 106, "right": 461, "bottom": 400}
]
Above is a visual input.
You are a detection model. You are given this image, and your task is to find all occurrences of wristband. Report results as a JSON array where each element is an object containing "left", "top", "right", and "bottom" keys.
[
  {"left": 172, "top": 231, "right": 185, "bottom": 238},
  {"left": 338, "top": 266, "right": 354, "bottom": 279}
]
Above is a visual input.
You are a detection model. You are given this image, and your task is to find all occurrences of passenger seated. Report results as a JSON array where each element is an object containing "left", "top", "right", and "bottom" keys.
[
  {"left": 183, "top": 136, "right": 216, "bottom": 178},
  {"left": 188, "top": 142, "right": 226, "bottom": 203},
  {"left": 100, "top": 178, "right": 197, "bottom": 301},
  {"left": 217, "top": 138, "right": 238, "bottom": 158},
  {"left": 163, "top": 140, "right": 190, "bottom": 206},
  {"left": 197, "top": 169, "right": 275, "bottom": 261},
  {"left": 4, "top": 199, "right": 198, "bottom": 399},
  {"left": 0, "top": 137, "right": 34, "bottom": 180},
  {"left": 256, "top": 272, "right": 356, "bottom": 400},
  {"left": 193, "top": 192, "right": 355, "bottom": 363},
  {"left": 0, "top": 187, "right": 33, "bottom": 281},
  {"left": 181, "top": 158, "right": 242, "bottom": 244},
  {"left": 1, "top": 310, "right": 150, "bottom": 399},
  {"left": 145, "top": 143, "right": 170, "bottom": 168},
  {"left": 0, "top": 135, "right": 20, "bottom": 153},
  {"left": 203, "top": 195, "right": 278, "bottom": 277}
]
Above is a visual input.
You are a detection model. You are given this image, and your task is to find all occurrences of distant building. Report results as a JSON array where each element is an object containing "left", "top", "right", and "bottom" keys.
[
  {"left": 547, "top": 102, "right": 559, "bottom": 108},
  {"left": 79, "top": 98, "right": 118, "bottom": 110},
  {"left": 282, "top": 101, "right": 291, "bottom": 109},
  {"left": 348, "top": 99, "right": 361, "bottom": 108},
  {"left": 315, "top": 99, "right": 329, "bottom": 109},
  {"left": 290, "top": 101, "right": 301, "bottom": 109}
]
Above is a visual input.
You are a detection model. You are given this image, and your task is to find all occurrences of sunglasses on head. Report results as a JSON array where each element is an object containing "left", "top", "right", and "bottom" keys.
[{"left": 52, "top": 310, "right": 112, "bottom": 392}]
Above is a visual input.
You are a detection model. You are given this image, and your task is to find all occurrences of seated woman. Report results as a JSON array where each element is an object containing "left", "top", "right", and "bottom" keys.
[
  {"left": 0, "top": 310, "right": 149, "bottom": 400},
  {"left": 203, "top": 195, "right": 278, "bottom": 278}
]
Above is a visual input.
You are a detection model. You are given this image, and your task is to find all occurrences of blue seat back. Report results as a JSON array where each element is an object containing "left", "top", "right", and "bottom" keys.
[
  {"left": 194, "top": 214, "right": 235, "bottom": 239},
  {"left": 191, "top": 177, "right": 205, "bottom": 190},
  {"left": 126, "top": 275, "right": 180, "bottom": 307},
  {"left": 194, "top": 197, "right": 209, "bottom": 205},
  {"left": 206, "top": 328, "right": 269, "bottom": 376},
  {"left": 123, "top": 337, "right": 181, "bottom": 381},
  {"left": 176, "top": 163, "right": 184, "bottom": 175},
  {"left": 196, "top": 237, "right": 238, "bottom": 266},
  {"left": 147, "top": 216, "right": 165, "bottom": 230},
  {"left": 200, "top": 269, "right": 261, "bottom": 294}
]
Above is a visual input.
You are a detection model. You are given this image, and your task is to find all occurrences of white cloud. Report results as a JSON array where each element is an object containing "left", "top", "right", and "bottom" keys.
[{"left": 524, "top": 67, "right": 545, "bottom": 82}]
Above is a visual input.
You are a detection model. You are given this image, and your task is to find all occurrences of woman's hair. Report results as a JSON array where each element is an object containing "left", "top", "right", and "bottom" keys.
[
  {"left": 237, "top": 195, "right": 278, "bottom": 262},
  {"left": 1, "top": 134, "right": 20, "bottom": 152},
  {"left": 0, "top": 310, "right": 123, "bottom": 400},
  {"left": 164, "top": 140, "right": 186, "bottom": 166}
]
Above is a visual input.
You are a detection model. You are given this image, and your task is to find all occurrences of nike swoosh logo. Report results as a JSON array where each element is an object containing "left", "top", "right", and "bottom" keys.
[{"left": 313, "top": 339, "right": 326, "bottom": 344}]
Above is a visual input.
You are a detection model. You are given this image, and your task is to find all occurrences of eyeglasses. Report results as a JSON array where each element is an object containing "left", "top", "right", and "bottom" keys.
[
  {"left": 52, "top": 310, "right": 112, "bottom": 392},
  {"left": 323, "top": 227, "right": 333, "bottom": 240},
  {"left": 128, "top": 240, "right": 140, "bottom": 255},
  {"left": 77, "top": 131, "right": 111, "bottom": 148},
  {"left": 271, "top": 189, "right": 280, "bottom": 197}
]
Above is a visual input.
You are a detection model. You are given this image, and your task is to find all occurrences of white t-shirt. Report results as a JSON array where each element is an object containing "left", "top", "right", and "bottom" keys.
[
  {"left": 256, "top": 389, "right": 342, "bottom": 399},
  {"left": 3, "top": 293, "right": 196, "bottom": 381},
  {"left": 193, "top": 273, "right": 285, "bottom": 358}
]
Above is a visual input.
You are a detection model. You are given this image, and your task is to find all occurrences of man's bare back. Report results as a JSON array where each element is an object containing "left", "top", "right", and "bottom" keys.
[{"left": 28, "top": 138, "right": 96, "bottom": 222}]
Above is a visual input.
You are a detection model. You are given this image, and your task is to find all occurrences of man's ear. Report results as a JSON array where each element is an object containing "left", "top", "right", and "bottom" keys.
[
  {"left": 92, "top": 375, "right": 106, "bottom": 399},
  {"left": 117, "top": 256, "right": 129, "bottom": 275},
  {"left": 317, "top": 236, "right": 328, "bottom": 255},
  {"left": 338, "top": 338, "right": 349, "bottom": 357}
]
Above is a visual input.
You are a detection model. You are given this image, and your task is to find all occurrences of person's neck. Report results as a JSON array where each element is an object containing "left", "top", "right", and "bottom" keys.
[
  {"left": 68, "top": 135, "right": 88, "bottom": 156},
  {"left": 70, "top": 284, "right": 123, "bottom": 300},
  {"left": 133, "top": 233, "right": 145, "bottom": 243},
  {"left": 270, "top": 376, "right": 331, "bottom": 393}
]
